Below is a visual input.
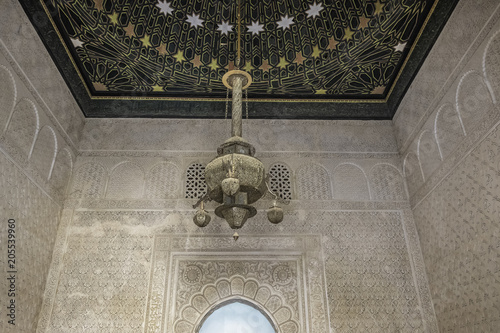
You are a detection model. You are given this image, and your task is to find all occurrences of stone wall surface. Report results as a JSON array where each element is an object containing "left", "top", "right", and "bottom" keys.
[
  {"left": 395, "top": 3, "right": 500, "bottom": 332},
  {"left": 0, "top": 3, "right": 82, "bottom": 331},
  {"left": 79, "top": 118, "right": 397, "bottom": 153},
  {"left": 37, "top": 119, "right": 438, "bottom": 333},
  {"left": 0, "top": 0, "right": 85, "bottom": 146},
  {"left": 393, "top": 0, "right": 500, "bottom": 152}
]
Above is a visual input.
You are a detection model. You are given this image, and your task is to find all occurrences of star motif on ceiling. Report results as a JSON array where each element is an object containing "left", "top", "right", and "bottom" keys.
[
  {"left": 218, "top": 21, "right": 233, "bottom": 35},
  {"left": 192, "top": 55, "right": 202, "bottom": 67},
  {"left": 157, "top": 1, "right": 173, "bottom": 16},
  {"left": 152, "top": 84, "right": 164, "bottom": 92},
  {"left": 311, "top": 45, "right": 321, "bottom": 58},
  {"left": 344, "top": 27, "right": 355, "bottom": 40},
  {"left": 277, "top": 57, "right": 288, "bottom": 69},
  {"left": 123, "top": 23, "right": 135, "bottom": 37},
  {"left": 315, "top": 89, "right": 327, "bottom": 94},
  {"left": 394, "top": 42, "right": 406, "bottom": 52},
  {"left": 208, "top": 58, "right": 218, "bottom": 70},
  {"left": 306, "top": 2, "right": 323, "bottom": 18},
  {"left": 173, "top": 50, "right": 185, "bottom": 63},
  {"left": 260, "top": 59, "right": 270, "bottom": 71},
  {"left": 108, "top": 12, "right": 119, "bottom": 24},
  {"left": 243, "top": 61, "right": 253, "bottom": 72},
  {"left": 358, "top": 16, "right": 371, "bottom": 29},
  {"left": 327, "top": 38, "right": 338, "bottom": 50},
  {"left": 93, "top": 0, "right": 104, "bottom": 10},
  {"left": 186, "top": 13, "right": 204, "bottom": 28},
  {"left": 157, "top": 43, "right": 168, "bottom": 55},
  {"left": 277, "top": 15, "right": 294, "bottom": 30},
  {"left": 140, "top": 34, "right": 151, "bottom": 47},
  {"left": 374, "top": 1, "right": 385, "bottom": 15},
  {"left": 71, "top": 37, "right": 84, "bottom": 48},
  {"left": 295, "top": 51, "right": 306, "bottom": 65},
  {"left": 247, "top": 21, "right": 264, "bottom": 35}
]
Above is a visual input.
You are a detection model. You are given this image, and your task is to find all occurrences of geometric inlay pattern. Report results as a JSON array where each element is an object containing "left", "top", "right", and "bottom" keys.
[
  {"left": 146, "top": 162, "right": 180, "bottom": 199},
  {"left": 17, "top": 0, "right": 461, "bottom": 118},
  {"left": 413, "top": 122, "right": 500, "bottom": 333},
  {"left": 268, "top": 163, "right": 292, "bottom": 200},
  {"left": 41, "top": 0, "right": 436, "bottom": 98},
  {"left": 296, "top": 163, "right": 332, "bottom": 200},
  {"left": 185, "top": 162, "right": 207, "bottom": 199}
]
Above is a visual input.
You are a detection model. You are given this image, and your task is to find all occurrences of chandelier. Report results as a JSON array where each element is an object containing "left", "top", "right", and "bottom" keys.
[{"left": 192, "top": 0, "right": 287, "bottom": 239}]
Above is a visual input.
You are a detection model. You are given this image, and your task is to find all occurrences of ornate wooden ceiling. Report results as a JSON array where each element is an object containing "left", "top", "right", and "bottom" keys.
[{"left": 20, "top": 0, "right": 458, "bottom": 118}]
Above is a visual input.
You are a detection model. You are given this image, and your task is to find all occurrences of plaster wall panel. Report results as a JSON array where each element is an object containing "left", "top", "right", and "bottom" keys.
[
  {"left": 0, "top": 14, "right": 78, "bottom": 330},
  {"left": 456, "top": 71, "right": 495, "bottom": 135},
  {"left": 332, "top": 163, "right": 370, "bottom": 201},
  {"left": 370, "top": 164, "right": 407, "bottom": 201},
  {"left": 39, "top": 116, "right": 436, "bottom": 332},
  {"left": 396, "top": 11, "right": 500, "bottom": 333},
  {"left": 50, "top": 148, "right": 73, "bottom": 201},
  {"left": 0, "top": 37, "right": 78, "bottom": 201},
  {"left": 0, "top": 9, "right": 83, "bottom": 333},
  {"left": 68, "top": 162, "right": 106, "bottom": 199},
  {"left": 434, "top": 103, "right": 465, "bottom": 159},
  {"left": 393, "top": 0, "right": 500, "bottom": 151},
  {"left": 484, "top": 29, "right": 500, "bottom": 103},
  {"left": 413, "top": 123, "right": 500, "bottom": 332},
  {"left": 5, "top": 98, "right": 39, "bottom": 160},
  {"left": 39, "top": 208, "right": 435, "bottom": 333},
  {"left": 403, "top": 151, "right": 424, "bottom": 197},
  {"left": 30, "top": 125, "right": 58, "bottom": 181},
  {"left": 145, "top": 162, "right": 181, "bottom": 199},
  {"left": 296, "top": 163, "right": 332, "bottom": 200},
  {"left": 0, "top": 64, "right": 16, "bottom": 132},
  {"left": 417, "top": 130, "right": 442, "bottom": 181},
  {"left": 106, "top": 162, "right": 145, "bottom": 199},
  {"left": 0, "top": 0, "right": 85, "bottom": 145},
  {"left": 79, "top": 119, "right": 398, "bottom": 153},
  {"left": 0, "top": 150, "right": 61, "bottom": 332}
]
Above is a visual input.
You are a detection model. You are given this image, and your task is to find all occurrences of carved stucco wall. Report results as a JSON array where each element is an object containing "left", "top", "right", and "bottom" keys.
[
  {"left": 35, "top": 118, "right": 438, "bottom": 332},
  {"left": 394, "top": 2, "right": 500, "bottom": 332},
  {"left": 0, "top": 4, "right": 82, "bottom": 330}
]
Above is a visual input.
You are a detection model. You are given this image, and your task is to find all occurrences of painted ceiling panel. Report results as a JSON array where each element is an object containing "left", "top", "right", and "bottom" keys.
[{"left": 20, "top": 0, "right": 459, "bottom": 118}]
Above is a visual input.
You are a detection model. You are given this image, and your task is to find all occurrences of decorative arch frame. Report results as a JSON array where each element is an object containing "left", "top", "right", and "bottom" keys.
[
  {"left": 433, "top": 103, "right": 466, "bottom": 160},
  {"left": 295, "top": 162, "right": 332, "bottom": 200},
  {"left": 145, "top": 235, "right": 330, "bottom": 333},
  {"left": 31, "top": 125, "right": 58, "bottom": 180},
  {"left": 6, "top": 97, "right": 40, "bottom": 160},
  {"left": 0, "top": 64, "right": 17, "bottom": 134},
  {"left": 455, "top": 70, "right": 495, "bottom": 135},
  {"left": 482, "top": 28, "right": 500, "bottom": 105},
  {"left": 195, "top": 296, "right": 279, "bottom": 333},
  {"left": 175, "top": 276, "right": 298, "bottom": 333},
  {"left": 332, "top": 162, "right": 371, "bottom": 200},
  {"left": 105, "top": 161, "right": 145, "bottom": 199},
  {"left": 369, "top": 162, "right": 407, "bottom": 201}
]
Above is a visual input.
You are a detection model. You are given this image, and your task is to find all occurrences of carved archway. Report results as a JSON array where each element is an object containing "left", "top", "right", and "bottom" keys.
[
  {"left": 174, "top": 276, "right": 299, "bottom": 333},
  {"left": 196, "top": 299, "right": 277, "bottom": 333}
]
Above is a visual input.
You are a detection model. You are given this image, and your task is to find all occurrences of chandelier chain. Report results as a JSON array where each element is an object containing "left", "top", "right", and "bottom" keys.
[
  {"left": 225, "top": 88, "right": 229, "bottom": 120},
  {"left": 236, "top": 0, "right": 241, "bottom": 67}
]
